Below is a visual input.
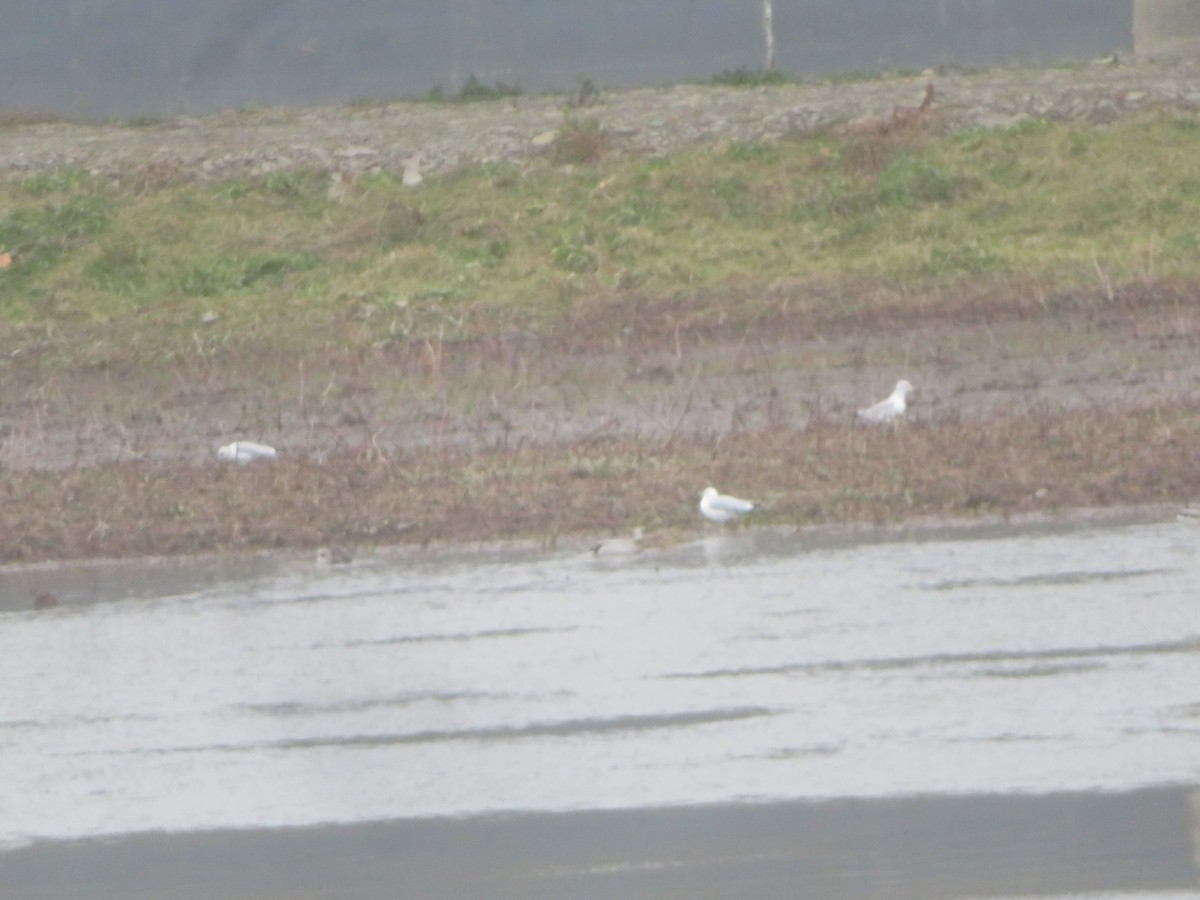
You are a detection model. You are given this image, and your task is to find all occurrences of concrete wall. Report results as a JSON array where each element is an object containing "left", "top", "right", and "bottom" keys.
[
  {"left": 1134, "top": 0, "right": 1200, "bottom": 56},
  {"left": 6, "top": 1, "right": 1132, "bottom": 120}
]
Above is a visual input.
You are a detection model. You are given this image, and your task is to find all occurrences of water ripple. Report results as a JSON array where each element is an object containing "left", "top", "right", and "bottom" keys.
[
  {"left": 919, "top": 567, "right": 1176, "bottom": 592},
  {"left": 86, "top": 706, "right": 777, "bottom": 756},
  {"left": 667, "top": 637, "right": 1200, "bottom": 680}
]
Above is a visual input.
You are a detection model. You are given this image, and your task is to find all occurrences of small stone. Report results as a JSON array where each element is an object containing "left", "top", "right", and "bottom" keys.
[{"left": 335, "top": 145, "right": 377, "bottom": 159}]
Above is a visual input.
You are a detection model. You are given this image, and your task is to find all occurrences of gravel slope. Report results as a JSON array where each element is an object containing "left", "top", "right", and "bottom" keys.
[{"left": 0, "top": 58, "right": 1197, "bottom": 183}]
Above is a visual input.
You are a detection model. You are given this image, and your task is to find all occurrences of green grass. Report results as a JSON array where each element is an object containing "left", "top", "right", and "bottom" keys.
[
  {"left": 710, "top": 67, "right": 797, "bottom": 87},
  {"left": 1, "top": 112, "right": 1199, "bottom": 362},
  {"left": 424, "top": 74, "right": 522, "bottom": 103}
]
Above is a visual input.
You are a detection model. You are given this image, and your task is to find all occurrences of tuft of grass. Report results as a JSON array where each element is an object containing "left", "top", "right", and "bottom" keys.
[
  {"left": 0, "top": 191, "right": 111, "bottom": 288},
  {"left": 177, "top": 252, "right": 320, "bottom": 297},
  {"left": 121, "top": 115, "right": 167, "bottom": 128},
  {"left": 710, "top": 67, "right": 795, "bottom": 87},
  {"left": 0, "top": 109, "right": 63, "bottom": 128},
  {"left": 553, "top": 115, "right": 606, "bottom": 164},
  {"left": 824, "top": 70, "right": 888, "bottom": 85},
  {"left": 426, "top": 74, "right": 522, "bottom": 104},
  {"left": 876, "top": 154, "right": 962, "bottom": 207},
  {"left": 567, "top": 74, "right": 603, "bottom": 108}
]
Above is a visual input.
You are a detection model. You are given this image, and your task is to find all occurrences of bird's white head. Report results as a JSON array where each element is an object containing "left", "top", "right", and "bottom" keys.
[{"left": 894, "top": 380, "right": 914, "bottom": 398}]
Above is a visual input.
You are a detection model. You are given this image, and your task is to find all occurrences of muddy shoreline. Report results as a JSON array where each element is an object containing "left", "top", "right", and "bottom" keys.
[{"left": 3, "top": 287, "right": 1199, "bottom": 565}]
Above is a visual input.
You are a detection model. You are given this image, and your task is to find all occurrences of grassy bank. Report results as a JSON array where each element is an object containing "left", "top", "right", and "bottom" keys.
[
  {"left": 2, "top": 111, "right": 1200, "bottom": 360},
  {"left": 2, "top": 94, "right": 1200, "bottom": 562}
]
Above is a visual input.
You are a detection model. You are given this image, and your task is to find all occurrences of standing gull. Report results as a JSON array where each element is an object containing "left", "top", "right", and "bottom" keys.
[
  {"left": 857, "top": 380, "right": 914, "bottom": 425},
  {"left": 217, "top": 441, "right": 278, "bottom": 463},
  {"left": 699, "top": 486, "right": 755, "bottom": 524}
]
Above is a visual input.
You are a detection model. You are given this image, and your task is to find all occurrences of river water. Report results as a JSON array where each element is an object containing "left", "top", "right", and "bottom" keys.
[{"left": 2, "top": 512, "right": 1199, "bottom": 897}]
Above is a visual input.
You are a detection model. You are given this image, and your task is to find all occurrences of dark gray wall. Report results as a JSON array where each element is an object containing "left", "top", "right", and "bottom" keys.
[
  {"left": 1135, "top": 0, "right": 1200, "bottom": 56},
  {"left": 6, "top": 1, "right": 1131, "bottom": 119}
]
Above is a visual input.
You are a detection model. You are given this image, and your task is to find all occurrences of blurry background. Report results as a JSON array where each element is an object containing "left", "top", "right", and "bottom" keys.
[{"left": 0, "top": 1, "right": 1184, "bottom": 120}]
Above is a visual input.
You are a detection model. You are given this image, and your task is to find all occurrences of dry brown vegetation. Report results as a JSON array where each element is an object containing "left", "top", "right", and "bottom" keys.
[
  {"left": 2, "top": 273, "right": 1199, "bottom": 563},
  {"left": 1, "top": 392, "right": 1196, "bottom": 563}
]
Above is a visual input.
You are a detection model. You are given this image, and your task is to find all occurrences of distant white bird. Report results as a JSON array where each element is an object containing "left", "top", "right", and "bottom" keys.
[
  {"left": 857, "top": 379, "right": 914, "bottom": 425},
  {"left": 699, "top": 486, "right": 755, "bottom": 524},
  {"left": 217, "top": 441, "right": 278, "bottom": 463}
]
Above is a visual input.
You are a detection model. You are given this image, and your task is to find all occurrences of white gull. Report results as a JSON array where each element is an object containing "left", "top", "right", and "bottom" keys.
[
  {"left": 699, "top": 486, "right": 755, "bottom": 523},
  {"left": 217, "top": 441, "right": 278, "bottom": 463},
  {"left": 857, "top": 379, "right": 914, "bottom": 425}
]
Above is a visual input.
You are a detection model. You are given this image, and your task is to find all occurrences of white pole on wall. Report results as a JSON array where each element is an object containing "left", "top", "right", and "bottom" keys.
[{"left": 762, "top": 0, "right": 777, "bottom": 71}]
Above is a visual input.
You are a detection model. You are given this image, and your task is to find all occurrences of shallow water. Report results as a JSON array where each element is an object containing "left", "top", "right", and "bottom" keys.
[{"left": 2, "top": 513, "right": 1199, "bottom": 895}]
